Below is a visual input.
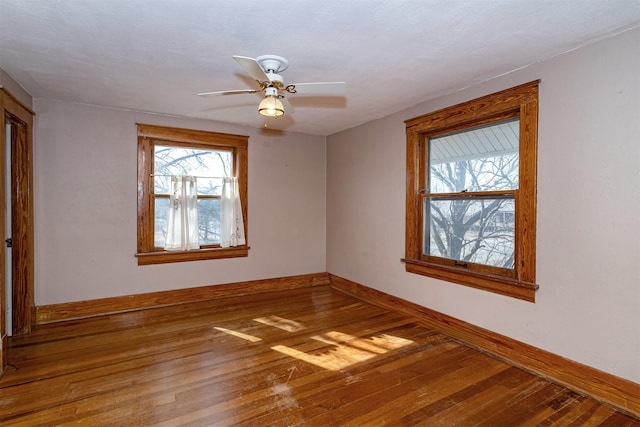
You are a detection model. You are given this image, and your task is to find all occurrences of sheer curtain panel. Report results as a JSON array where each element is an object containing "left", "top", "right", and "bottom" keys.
[
  {"left": 221, "top": 177, "right": 246, "bottom": 247},
  {"left": 165, "top": 176, "right": 200, "bottom": 251}
]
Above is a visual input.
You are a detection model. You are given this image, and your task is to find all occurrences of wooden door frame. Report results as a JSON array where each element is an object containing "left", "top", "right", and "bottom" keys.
[{"left": 0, "top": 87, "right": 34, "bottom": 373}]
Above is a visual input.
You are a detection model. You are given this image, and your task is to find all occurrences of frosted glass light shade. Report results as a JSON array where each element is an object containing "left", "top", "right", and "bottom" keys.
[{"left": 258, "top": 96, "right": 285, "bottom": 117}]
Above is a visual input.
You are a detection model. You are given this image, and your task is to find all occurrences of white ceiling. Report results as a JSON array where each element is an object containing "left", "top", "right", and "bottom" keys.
[{"left": 1, "top": 0, "right": 639, "bottom": 136}]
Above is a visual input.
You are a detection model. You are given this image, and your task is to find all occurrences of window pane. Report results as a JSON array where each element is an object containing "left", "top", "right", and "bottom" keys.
[
  {"left": 154, "top": 197, "right": 169, "bottom": 248},
  {"left": 154, "top": 197, "right": 221, "bottom": 247},
  {"left": 154, "top": 146, "right": 231, "bottom": 195},
  {"left": 153, "top": 146, "right": 230, "bottom": 248},
  {"left": 424, "top": 197, "right": 515, "bottom": 269},
  {"left": 197, "top": 198, "right": 221, "bottom": 245},
  {"left": 428, "top": 119, "right": 519, "bottom": 193}
]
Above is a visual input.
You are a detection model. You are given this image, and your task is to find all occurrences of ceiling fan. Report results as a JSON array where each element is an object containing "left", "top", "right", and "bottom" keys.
[{"left": 197, "top": 55, "right": 346, "bottom": 118}]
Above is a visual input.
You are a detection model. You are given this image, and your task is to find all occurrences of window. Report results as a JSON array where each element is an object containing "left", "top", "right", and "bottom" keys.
[
  {"left": 404, "top": 81, "right": 539, "bottom": 301},
  {"left": 136, "top": 124, "right": 248, "bottom": 265}
]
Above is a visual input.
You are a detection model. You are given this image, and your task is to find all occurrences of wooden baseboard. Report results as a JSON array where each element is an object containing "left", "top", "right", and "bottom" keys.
[
  {"left": 329, "top": 274, "right": 640, "bottom": 419},
  {"left": 36, "top": 272, "right": 330, "bottom": 324}
]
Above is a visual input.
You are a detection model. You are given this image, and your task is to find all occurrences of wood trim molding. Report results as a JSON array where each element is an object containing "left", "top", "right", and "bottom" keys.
[
  {"left": 1, "top": 87, "right": 35, "bottom": 377},
  {"left": 37, "top": 272, "right": 330, "bottom": 324},
  {"left": 404, "top": 81, "right": 540, "bottom": 300},
  {"left": 136, "top": 123, "right": 249, "bottom": 147},
  {"left": 329, "top": 274, "right": 640, "bottom": 419},
  {"left": 136, "top": 246, "right": 250, "bottom": 265},
  {"left": 135, "top": 123, "right": 249, "bottom": 265},
  {"left": 0, "top": 86, "right": 35, "bottom": 116},
  {"left": 402, "top": 259, "right": 537, "bottom": 302}
]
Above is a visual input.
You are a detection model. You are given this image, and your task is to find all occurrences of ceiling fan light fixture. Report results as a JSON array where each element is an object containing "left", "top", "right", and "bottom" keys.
[
  {"left": 258, "top": 95, "right": 285, "bottom": 117},
  {"left": 198, "top": 55, "right": 346, "bottom": 120}
]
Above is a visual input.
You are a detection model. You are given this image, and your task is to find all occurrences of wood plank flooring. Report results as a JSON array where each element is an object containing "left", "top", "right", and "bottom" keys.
[{"left": 1, "top": 286, "right": 638, "bottom": 426}]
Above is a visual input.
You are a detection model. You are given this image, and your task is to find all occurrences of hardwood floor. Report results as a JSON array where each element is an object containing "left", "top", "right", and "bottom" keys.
[{"left": 1, "top": 286, "right": 638, "bottom": 426}]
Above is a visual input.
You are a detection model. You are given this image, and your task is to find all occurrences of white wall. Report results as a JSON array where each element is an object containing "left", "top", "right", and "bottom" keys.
[
  {"left": 327, "top": 27, "right": 640, "bottom": 383},
  {"left": 34, "top": 101, "right": 326, "bottom": 304}
]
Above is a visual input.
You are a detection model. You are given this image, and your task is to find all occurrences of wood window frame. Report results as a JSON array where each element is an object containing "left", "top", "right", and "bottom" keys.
[
  {"left": 136, "top": 124, "right": 249, "bottom": 265},
  {"left": 403, "top": 81, "right": 539, "bottom": 302}
]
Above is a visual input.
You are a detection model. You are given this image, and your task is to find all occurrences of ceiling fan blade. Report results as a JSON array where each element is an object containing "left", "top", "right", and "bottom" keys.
[
  {"left": 198, "top": 89, "right": 258, "bottom": 96},
  {"left": 233, "top": 56, "right": 269, "bottom": 82},
  {"left": 289, "top": 82, "right": 347, "bottom": 95},
  {"left": 281, "top": 97, "right": 295, "bottom": 114}
]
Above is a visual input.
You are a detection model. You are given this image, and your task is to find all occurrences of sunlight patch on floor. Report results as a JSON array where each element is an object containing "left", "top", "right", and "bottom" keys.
[
  {"left": 216, "top": 316, "right": 414, "bottom": 371},
  {"left": 213, "top": 327, "right": 262, "bottom": 342},
  {"left": 254, "top": 316, "right": 307, "bottom": 332},
  {"left": 272, "top": 331, "right": 414, "bottom": 371}
]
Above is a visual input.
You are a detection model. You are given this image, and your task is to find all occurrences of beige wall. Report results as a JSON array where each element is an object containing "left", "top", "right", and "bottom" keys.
[
  {"left": 33, "top": 100, "right": 327, "bottom": 304},
  {"left": 327, "top": 27, "right": 640, "bottom": 383}
]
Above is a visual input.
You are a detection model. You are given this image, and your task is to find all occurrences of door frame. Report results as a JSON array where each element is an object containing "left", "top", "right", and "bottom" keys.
[{"left": 0, "top": 87, "right": 34, "bottom": 373}]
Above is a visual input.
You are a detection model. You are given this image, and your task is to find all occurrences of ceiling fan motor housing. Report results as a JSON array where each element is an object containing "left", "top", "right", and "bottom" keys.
[
  {"left": 264, "top": 87, "right": 278, "bottom": 97},
  {"left": 256, "top": 55, "right": 289, "bottom": 73}
]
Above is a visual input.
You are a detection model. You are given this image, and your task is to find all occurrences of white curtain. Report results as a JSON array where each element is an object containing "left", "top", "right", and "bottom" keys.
[
  {"left": 165, "top": 176, "right": 199, "bottom": 251},
  {"left": 221, "top": 177, "right": 246, "bottom": 247}
]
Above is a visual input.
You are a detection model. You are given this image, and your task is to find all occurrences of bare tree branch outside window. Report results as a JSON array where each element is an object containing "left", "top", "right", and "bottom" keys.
[
  {"left": 425, "top": 119, "right": 519, "bottom": 269},
  {"left": 153, "top": 146, "right": 232, "bottom": 247}
]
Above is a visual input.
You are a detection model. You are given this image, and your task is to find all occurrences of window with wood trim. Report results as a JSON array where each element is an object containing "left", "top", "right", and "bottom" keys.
[
  {"left": 136, "top": 124, "right": 248, "bottom": 265},
  {"left": 404, "top": 81, "right": 539, "bottom": 302}
]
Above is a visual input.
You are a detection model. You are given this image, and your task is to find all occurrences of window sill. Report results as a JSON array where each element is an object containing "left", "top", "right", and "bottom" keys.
[
  {"left": 402, "top": 258, "right": 538, "bottom": 302},
  {"left": 136, "top": 246, "right": 249, "bottom": 265}
]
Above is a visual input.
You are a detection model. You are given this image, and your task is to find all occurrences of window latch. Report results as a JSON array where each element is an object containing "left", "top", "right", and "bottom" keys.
[{"left": 454, "top": 261, "right": 468, "bottom": 268}]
